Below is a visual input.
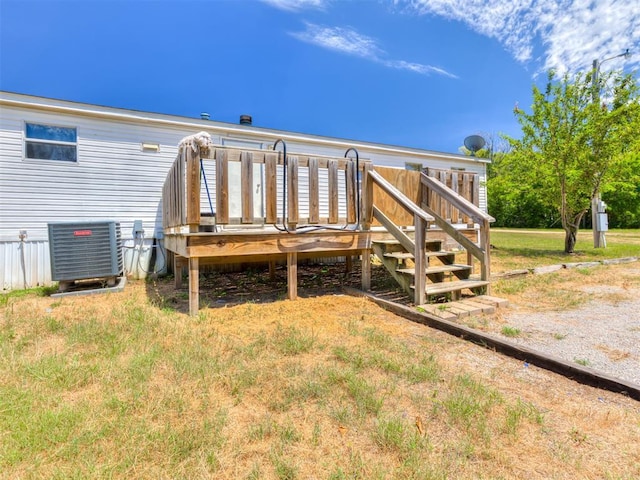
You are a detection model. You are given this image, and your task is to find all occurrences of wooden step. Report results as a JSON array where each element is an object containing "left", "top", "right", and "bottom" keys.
[
  {"left": 384, "top": 251, "right": 456, "bottom": 261},
  {"left": 373, "top": 239, "right": 443, "bottom": 251},
  {"left": 417, "top": 279, "right": 490, "bottom": 296},
  {"left": 396, "top": 264, "right": 472, "bottom": 275}
]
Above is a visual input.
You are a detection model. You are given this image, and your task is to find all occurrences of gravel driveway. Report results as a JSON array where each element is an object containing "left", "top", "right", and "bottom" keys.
[{"left": 498, "top": 264, "right": 640, "bottom": 386}]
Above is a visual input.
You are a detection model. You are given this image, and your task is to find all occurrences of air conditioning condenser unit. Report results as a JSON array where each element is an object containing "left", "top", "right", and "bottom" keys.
[{"left": 48, "top": 221, "right": 123, "bottom": 292}]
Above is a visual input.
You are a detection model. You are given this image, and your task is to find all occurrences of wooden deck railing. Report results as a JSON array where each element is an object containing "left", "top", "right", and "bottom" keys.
[
  {"left": 162, "top": 145, "right": 368, "bottom": 232},
  {"left": 424, "top": 168, "right": 480, "bottom": 225},
  {"left": 162, "top": 146, "right": 201, "bottom": 231}
]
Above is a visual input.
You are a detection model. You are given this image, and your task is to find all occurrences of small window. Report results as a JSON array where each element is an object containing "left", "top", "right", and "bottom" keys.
[
  {"left": 25, "top": 123, "right": 77, "bottom": 162},
  {"left": 405, "top": 162, "right": 423, "bottom": 171}
]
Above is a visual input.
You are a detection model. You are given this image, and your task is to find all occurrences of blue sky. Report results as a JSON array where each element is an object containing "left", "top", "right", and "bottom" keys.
[{"left": 1, "top": 0, "right": 639, "bottom": 153}]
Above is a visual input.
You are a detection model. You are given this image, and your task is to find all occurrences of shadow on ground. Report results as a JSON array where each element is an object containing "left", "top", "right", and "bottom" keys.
[{"left": 144, "top": 261, "right": 405, "bottom": 314}]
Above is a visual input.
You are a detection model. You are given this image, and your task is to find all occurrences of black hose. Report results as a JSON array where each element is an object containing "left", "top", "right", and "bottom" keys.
[
  {"left": 200, "top": 158, "right": 216, "bottom": 232},
  {"left": 272, "top": 139, "right": 291, "bottom": 233}
]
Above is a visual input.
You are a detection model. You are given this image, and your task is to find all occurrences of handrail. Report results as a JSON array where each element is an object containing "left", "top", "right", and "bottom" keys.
[
  {"left": 369, "top": 166, "right": 492, "bottom": 300},
  {"left": 421, "top": 173, "right": 495, "bottom": 224},
  {"left": 368, "top": 170, "right": 435, "bottom": 223},
  {"left": 369, "top": 169, "right": 434, "bottom": 305},
  {"left": 420, "top": 171, "right": 491, "bottom": 284}
]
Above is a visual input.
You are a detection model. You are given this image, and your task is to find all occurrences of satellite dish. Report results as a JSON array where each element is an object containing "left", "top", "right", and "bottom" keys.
[{"left": 464, "top": 135, "right": 486, "bottom": 156}]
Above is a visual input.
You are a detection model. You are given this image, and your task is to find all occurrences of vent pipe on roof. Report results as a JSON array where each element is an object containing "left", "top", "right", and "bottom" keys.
[
  {"left": 239, "top": 115, "right": 252, "bottom": 126},
  {"left": 200, "top": 112, "right": 210, "bottom": 120}
]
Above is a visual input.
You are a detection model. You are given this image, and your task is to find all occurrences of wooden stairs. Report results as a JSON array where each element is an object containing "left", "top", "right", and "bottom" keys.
[{"left": 372, "top": 238, "right": 490, "bottom": 303}]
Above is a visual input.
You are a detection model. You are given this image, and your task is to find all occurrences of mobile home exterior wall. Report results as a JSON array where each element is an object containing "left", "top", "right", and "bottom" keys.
[{"left": 0, "top": 91, "right": 489, "bottom": 290}]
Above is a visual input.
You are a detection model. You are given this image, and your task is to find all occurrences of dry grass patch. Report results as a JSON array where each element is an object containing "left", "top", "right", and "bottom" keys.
[
  {"left": 1, "top": 280, "right": 640, "bottom": 479},
  {"left": 596, "top": 344, "right": 633, "bottom": 362},
  {"left": 493, "top": 263, "right": 639, "bottom": 313}
]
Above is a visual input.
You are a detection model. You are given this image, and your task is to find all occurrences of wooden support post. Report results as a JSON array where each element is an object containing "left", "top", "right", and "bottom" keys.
[
  {"left": 174, "top": 255, "right": 184, "bottom": 289},
  {"left": 189, "top": 257, "right": 199, "bottom": 316},
  {"left": 480, "top": 219, "right": 491, "bottom": 294},
  {"left": 269, "top": 261, "right": 277, "bottom": 281},
  {"left": 287, "top": 252, "right": 298, "bottom": 300},
  {"left": 362, "top": 163, "right": 374, "bottom": 229},
  {"left": 361, "top": 250, "right": 371, "bottom": 291},
  {"left": 345, "top": 256, "right": 353, "bottom": 273},
  {"left": 414, "top": 215, "right": 426, "bottom": 306}
]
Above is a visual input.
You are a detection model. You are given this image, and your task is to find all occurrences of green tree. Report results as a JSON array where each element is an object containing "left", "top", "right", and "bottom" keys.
[
  {"left": 487, "top": 151, "right": 559, "bottom": 228},
  {"left": 506, "top": 70, "right": 639, "bottom": 253}
]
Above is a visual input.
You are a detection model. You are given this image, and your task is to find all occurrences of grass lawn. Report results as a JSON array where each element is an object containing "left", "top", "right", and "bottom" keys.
[
  {"left": 1, "top": 229, "right": 639, "bottom": 479},
  {"left": 490, "top": 228, "right": 640, "bottom": 271}
]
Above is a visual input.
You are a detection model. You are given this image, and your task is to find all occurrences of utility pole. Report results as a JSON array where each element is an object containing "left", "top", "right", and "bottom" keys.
[{"left": 590, "top": 49, "right": 631, "bottom": 248}]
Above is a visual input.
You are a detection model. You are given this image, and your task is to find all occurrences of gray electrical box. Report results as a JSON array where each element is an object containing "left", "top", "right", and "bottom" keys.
[
  {"left": 48, "top": 221, "right": 123, "bottom": 285},
  {"left": 596, "top": 213, "right": 609, "bottom": 232}
]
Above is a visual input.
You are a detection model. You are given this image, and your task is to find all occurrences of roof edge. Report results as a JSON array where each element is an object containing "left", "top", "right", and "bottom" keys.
[{"left": 0, "top": 91, "right": 490, "bottom": 165}]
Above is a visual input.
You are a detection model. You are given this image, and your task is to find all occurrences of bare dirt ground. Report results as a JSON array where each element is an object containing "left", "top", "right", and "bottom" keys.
[{"left": 149, "top": 259, "right": 640, "bottom": 387}]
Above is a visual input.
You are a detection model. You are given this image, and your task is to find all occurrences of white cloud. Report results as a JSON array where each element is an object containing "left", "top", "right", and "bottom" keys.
[
  {"left": 399, "top": 0, "right": 640, "bottom": 74},
  {"left": 290, "top": 23, "right": 458, "bottom": 78},
  {"left": 291, "top": 23, "right": 383, "bottom": 58},
  {"left": 261, "top": 0, "right": 328, "bottom": 11}
]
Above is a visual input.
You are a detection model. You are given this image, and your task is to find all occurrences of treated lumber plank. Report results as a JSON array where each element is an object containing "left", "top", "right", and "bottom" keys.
[
  {"left": 373, "top": 207, "right": 415, "bottom": 254},
  {"left": 361, "top": 162, "right": 374, "bottom": 229},
  {"left": 450, "top": 171, "right": 459, "bottom": 224},
  {"left": 461, "top": 174, "right": 472, "bottom": 224},
  {"left": 438, "top": 304, "right": 471, "bottom": 317},
  {"left": 241, "top": 151, "right": 253, "bottom": 224},
  {"left": 396, "top": 264, "right": 472, "bottom": 275},
  {"left": 416, "top": 304, "right": 458, "bottom": 320},
  {"left": 187, "top": 231, "right": 371, "bottom": 257},
  {"left": 216, "top": 149, "right": 229, "bottom": 224},
  {"left": 460, "top": 299, "right": 496, "bottom": 314},
  {"left": 265, "top": 153, "right": 278, "bottom": 224},
  {"left": 414, "top": 215, "right": 426, "bottom": 305},
  {"left": 309, "top": 157, "right": 320, "bottom": 224},
  {"left": 186, "top": 148, "right": 201, "bottom": 228},
  {"left": 424, "top": 279, "right": 489, "bottom": 296},
  {"left": 447, "top": 301, "right": 483, "bottom": 315},
  {"left": 474, "top": 295, "right": 510, "bottom": 307},
  {"left": 328, "top": 160, "right": 339, "bottom": 224}
]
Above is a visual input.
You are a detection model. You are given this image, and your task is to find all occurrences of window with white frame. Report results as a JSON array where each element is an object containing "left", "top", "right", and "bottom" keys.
[{"left": 25, "top": 123, "right": 77, "bottom": 162}]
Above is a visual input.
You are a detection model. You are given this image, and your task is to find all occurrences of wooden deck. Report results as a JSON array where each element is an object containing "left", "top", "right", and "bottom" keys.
[{"left": 162, "top": 135, "right": 493, "bottom": 315}]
